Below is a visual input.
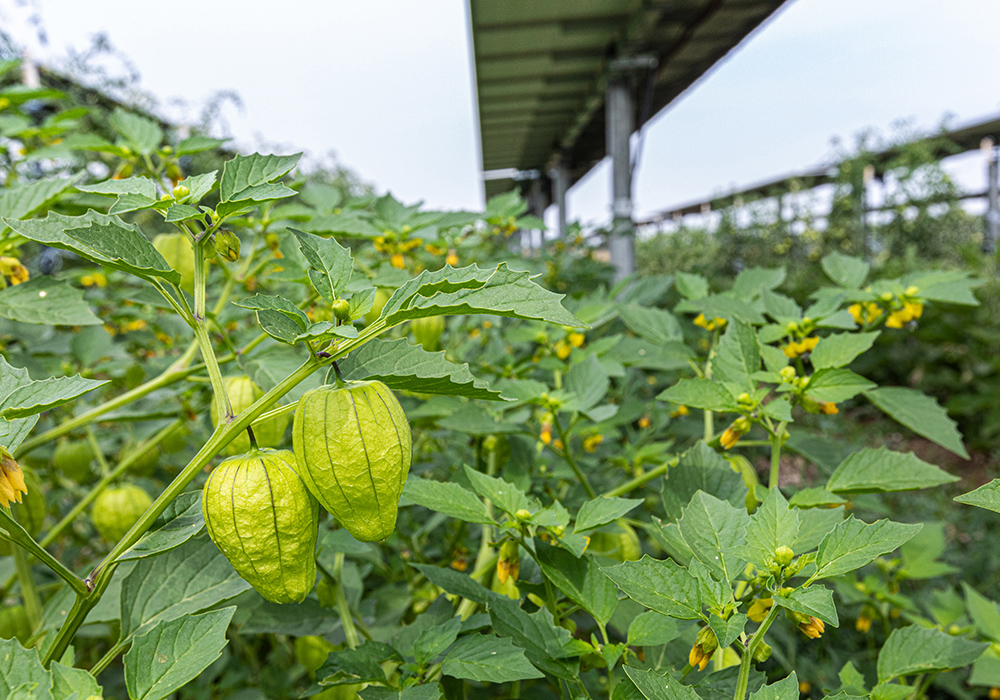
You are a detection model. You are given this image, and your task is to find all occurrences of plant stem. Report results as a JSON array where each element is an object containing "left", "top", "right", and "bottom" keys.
[
  {"left": 0, "top": 509, "right": 88, "bottom": 597},
  {"left": 732, "top": 606, "right": 779, "bottom": 700},
  {"left": 85, "top": 426, "right": 110, "bottom": 478},
  {"left": 332, "top": 552, "right": 360, "bottom": 649},
  {"left": 456, "top": 445, "right": 498, "bottom": 619},
  {"left": 90, "top": 640, "right": 127, "bottom": 676},
  {"left": 602, "top": 459, "right": 676, "bottom": 498},
  {"left": 13, "top": 546, "right": 42, "bottom": 633},
  {"left": 39, "top": 420, "right": 183, "bottom": 548},
  {"left": 15, "top": 341, "right": 200, "bottom": 458},
  {"left": 553, "top": 415, "right": 596, "bottom": 499},
  {"left": 768, "top": 421, "right": 787, "bottom": 489},
  {"left": 193, "top": 239, "right": 233, "bottom": 422},
  {"left": 42, "top": 356, "right": 324, "bottom": 666}
]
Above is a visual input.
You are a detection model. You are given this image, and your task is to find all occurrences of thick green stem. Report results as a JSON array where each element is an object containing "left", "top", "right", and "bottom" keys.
[
  {"left": 90, "top": 640, "right": 127, "bottom": 676},
  {"left": 13, "top": 545, "right": 42, "bottom": 633},
  {"left": 733, "top": 606, "right": 779, "bottom": 700},
  {"left": 457, "top": 445, "right": 498, "bottom": 619},
  {"left": 602, "top": 459, "right": 676, "bottom": 498},
  {"left": 768, "top": 421, "right": 787, "bottom": 489},
  {"left": 42, "top": 356, "right": 324, "bottom": 666},
  {"left": 15, "top": 342, "right": 199, "bottom": 458},
  {"left": 0, "top": 509, "right": 88, "bottom": 597},
  {"left": 193, "top": 239, "right": 232, "bottom": 421}
]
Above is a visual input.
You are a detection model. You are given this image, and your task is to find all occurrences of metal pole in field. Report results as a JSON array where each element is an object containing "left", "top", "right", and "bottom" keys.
[
  {"left": 606, "top": 76, "right": 635, "bottom": 281},
  {"left": 552, "top": 159, "right": 570, "bottom": 238},
  {"left": 984, "top": 137, "right": 999, "bottom": 253}
]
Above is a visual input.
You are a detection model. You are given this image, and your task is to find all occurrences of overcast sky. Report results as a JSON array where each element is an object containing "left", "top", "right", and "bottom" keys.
[{"left": 4, "top": 0, "right": 999, "bottom": 227}]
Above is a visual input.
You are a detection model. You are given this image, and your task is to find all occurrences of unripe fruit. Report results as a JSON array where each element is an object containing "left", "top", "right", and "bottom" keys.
[
  {"left": 172, "top": 184, "right": 190, "bottom": 199},
  {"left": 411, "top": 316, "right": 445, "bottom": 352},
  {"left": 212, "top": 376, "right": 290, "bottom": 455},
  {"left": 203, "top": 449, "right": 318, "bottom": 603},
  {"left": 331, "top": 299, "right": 351, "bottom": 322},
  {"left": 586, "top": 520, "right": 641, "bottom": 561},
  {"left": 214, "top": 230, "right": 241, "bottom": 263},
  {"left": 152, "top": 233, "right": 196, "bottom": 292},
  {"left": 363, "top": 289, "right": 390, "bottom": 326},
  {"left": 92, "top": 484, "right": 152, "bottom": 542},
  {"left": 120, "top": 442, "right": 158, "bottom": 477},
  {"left": 295, "top": 635, "right": 336, "bottom": 675},
  {"left": 0, "top": 605, "right": 31, "bottom": 644},
  {"left": 293, "top": 381, "right": 411, "bottom": 542},
  {"left": 52, "top": 439, "right": 92, "bottom": 482}
]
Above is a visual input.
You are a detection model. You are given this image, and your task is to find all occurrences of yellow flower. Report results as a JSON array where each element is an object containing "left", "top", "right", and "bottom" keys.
[
  {"left": 747, "top": 598, "right": 773, "bottom": 622},
  {"left": 496, "top": 540, "right": 520, "bottom": 584},
  {"left": 81, "top": 273, "right": 108, "bottom": 288},
  {"left": 0, "top": 448, "right": 28, "bottom": 508},
  {"left": 552, "top": 439, "right": 564, "bottom": 450},
  {"left": 390, "top": 253, "right": 405, "bottom": 269},
  {"left": 693, "top": 313, "right": 713, "bottom": 330},
  {"left": 671, "top": 405, "right": 690, "bottom": 418},
  {"left": 583, "top": 434, "right": 603, "bottom": 452},
  {"left": 798, "top": 616, "right": 825, "bottom": 639},
  {"left": 469, "top": 328, "right": 481, "bottom": 340},
  {"left": 554, "top": 340, "right": 572, "bottom": 360},
  {"left": 988, "top": 688, "right": 1000, "bottom": 700},
  {"left": 638, "top": 416, "right": 652, "bottom": 429},
  {"left": 849, "top": 302, "right": 883, "bottom": 326},
  {"left": 540, "top": 427, "right": 552, "bottom": 445},
  {"left": 820, "top": 401, "right": 839, "bottom": 415},
  {"left": 720, "top": 417, "right": 750, "bottom": 450},
  {"left": 783, "top": 336, "right": 818, "bottom": 359},
  {"left": 855, "top": 612, "right": 872, "bottom": 633},
  {"left": 568, "top": 332, "right": 585, "bottom": 348},
  {"left": 799, "top": 682, "right": 811, "bottom": 694},
  {"left": 688, "top": 627, "right": 718, "bottom": 671},
  {"left": 885, "top": 301, "right": 923, "bottom": 329},
  {"left": 0, "top": 257, "right": 29, "bottom": 285},
  {"left": 446, "top": 249, "right": 459, "bottom": 267}
]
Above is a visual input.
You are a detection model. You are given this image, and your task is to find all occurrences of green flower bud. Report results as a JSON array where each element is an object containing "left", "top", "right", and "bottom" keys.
[
  {"left": 774, "top": 545, "right": 795, "bottom": 566},
  {"left": 172, "top": 184, "right": 190, "bottom": 199},
  {"left": 331, "top": 299, "right": 351, "bottom": 322},
  {"left": 215, "top": 230, "right": 241, "bottom": 262}
]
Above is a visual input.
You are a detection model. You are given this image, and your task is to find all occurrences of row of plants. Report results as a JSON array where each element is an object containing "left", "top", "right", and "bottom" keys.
[{"left": 0, "top": 62, "right": 998, "bottom": 700}]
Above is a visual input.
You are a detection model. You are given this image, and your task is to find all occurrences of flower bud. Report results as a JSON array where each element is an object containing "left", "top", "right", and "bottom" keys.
[
  {"left": 752, "top": 640, "right": 772, "bottom": 662},
  {"left": 215, "top": 230, "right": 241, "bottom": 262},
  {"left": 172, "top": 184, "right": 190, "bottom": 199},
  {"left": 496, "top": 540, "right": 520, "bottom": 584},
  {"left": 331, "top": 299, "right": 351, "bottom": 322},
  {"left": 774, "top": 545, "right": 794, "bottom": 566},
  {"left": 688, "top": 626, "right": 718, "bottom": 671},
  {"left": 514, "top": 508, "right": 531, "bottom": 521}
]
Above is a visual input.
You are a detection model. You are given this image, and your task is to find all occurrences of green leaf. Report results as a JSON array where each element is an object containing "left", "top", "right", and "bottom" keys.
[
  {"left": 810, "top": 332, "right": 879, "bottom": 369},
  {"left": 442, "top": 634, "right": 543, "bottom": 683},
  {"left": 0, "top": 357, "right": 39, "bottom": 453},
  {"left": 618, "top": 304, "right": 683, "bottom": 344},
  {"left": 361, "top": 686, "right": 443, "bottom": 700},
  {"left": 0, "top": 176, "right": 77, "bottom": 224},
  {"left": 678, "top": 491, "right": 750, "bottom": 584},
  {"left": 822, "top": 253, "right": 869, "bottom": 288},
  {"left": 0, "top": 375, "right": 107, "bottom": 419},
  {"left": 964, "top": 583, "right": 1000, "bottom": 642},
  {"left": 486, "top": 595, "right": 586, "bottom": 680},
  {"left": 898, "top": 522, "right": 957, "bottom": 580},
  {"left": 380, "top": 263, "right": 584, "bottom": 328},
  {"left": 290, "top": 229, "right": 353, "bottom": 302},
  {"left": 675, "top": 271, "right": 709, "bottom": 300},
  {"left": 0, "top": 639, "right": 51, "bottom": 700},
  {"left": 627, "top": 612, "right": 679, "bottom": 646},
  {"left": 772, "top": 587, "right": 839, "bottom": 627},
  {"left": 109, "top": 192, "right": 163, "bottom": 215},
  {"left": 741, "top": 488, "right": 800, "bottom": 570},
  {"left": 50, "top": 661, "right": 102, "bottom": 700},
  {"left": 661, "top": 442, "right": 747, "bottom": 522},
  {"left": 233, "top": 294, "right": 309, "bottom": 327},
  {"left": 176, "top": 135, "right": 227, "bottom": 156},
  {"left": 876, "top": 626, "right": 988, "bottom": 681},
  {"left": 0, "top": 277, "right": 101, "bottom": 326},
  {"left": 63, "top": 220, "right": 181, "bottom": 285},
  {"left": 733, "top": 267, "right": 786, "bottom": 298},
  {"left": 826, "top": 447, "right": 957, "bottom": 494},
  {"left": 463, "top": 466, "right": 532, "bottom": 517},
  {"left": 657, "top": 379, "right": 737, "bottom": 412},
  {"left": 219, "top": 152, "right": 301, "bottom": 202},
  {"left": 124, "top": 607, "right": 235, "bottom": 700},
  {"left": 713, "top": 320, "right": 761, "bottom": 392},
  {"left": 956, "top": 479, "right": 1000, "bottom": 514},
  {"left": 574, "top": 497, "right": 643, "bottom": 534},
  {"left": 624, "top": 666, "right": 699, "bottom": 700},
  {"left": 410, "top": 564, "right": 490, "bottom": 605},
  {"left": 402, "top": 477, "right": 493, "bottom": 525},
  {"left": 789, "top": 488, "right": 846, "bottom": 509},
  {"left": 866, "top": 387, "right": 968, "bottom": 459},
  {"left": 119, "top": 534, "right": 250, "bottom": 641},
  {"left": 749, "top": 672, "right": 799, "bottom": 700},
  {"left": 177, "top": 171, "right": 217, "bottom": 204},
  {"left": 762, "top": 290, "right": 801, "bottom": 321},
  {"left": 602, "top": 556, "right": 703, "bottom": 620},
  {"left": 565, "top": 354, "right": 609, "bottom": 411},
  {"left": 806, "top": 369, "right": 875, "bottom": 403},
  {"left": 109, "top": 108, "right": 163, "bottom": 155},
  {"left": 811, "top": 517, "right": 922, "bottom": 580},
  {"left": 535, "top": 543, "right": 618, "bottom": 625},
  {"left": 119, "top": 492, "right": 204, "bottom": 561},
  {"left": 339, "top": 338, "right": 502, "bottom": 401},
  {"left": 709, "top": 613, "right": 747, "bottom": 648},
  {"left": 78, "top": 176, "right": 157, "bottom": 199},
  {"left": 316, "top": 642, "right": 397, "bottom": 686}
]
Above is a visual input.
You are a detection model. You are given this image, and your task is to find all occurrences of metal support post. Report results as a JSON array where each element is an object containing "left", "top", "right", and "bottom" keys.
[
  {"left": 984, "top": 138, "right": 999, "bottom": 253},
  {"left": 552, "top": 160, "right": 570, "bottom": 238},
  {"left": 606, "top": 76, "right": 635, "bottom": 281}
]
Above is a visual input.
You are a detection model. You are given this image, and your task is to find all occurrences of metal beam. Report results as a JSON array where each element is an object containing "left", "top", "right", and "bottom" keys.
[
  {"left": 606, "top": 76, "right": 635, "bottom": 281},
  {"left": 552, "top": 159, "right": 570, "bottom": 238},
  {"left": 986, "top": 138, "right": 999, "bottom": 253}
]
